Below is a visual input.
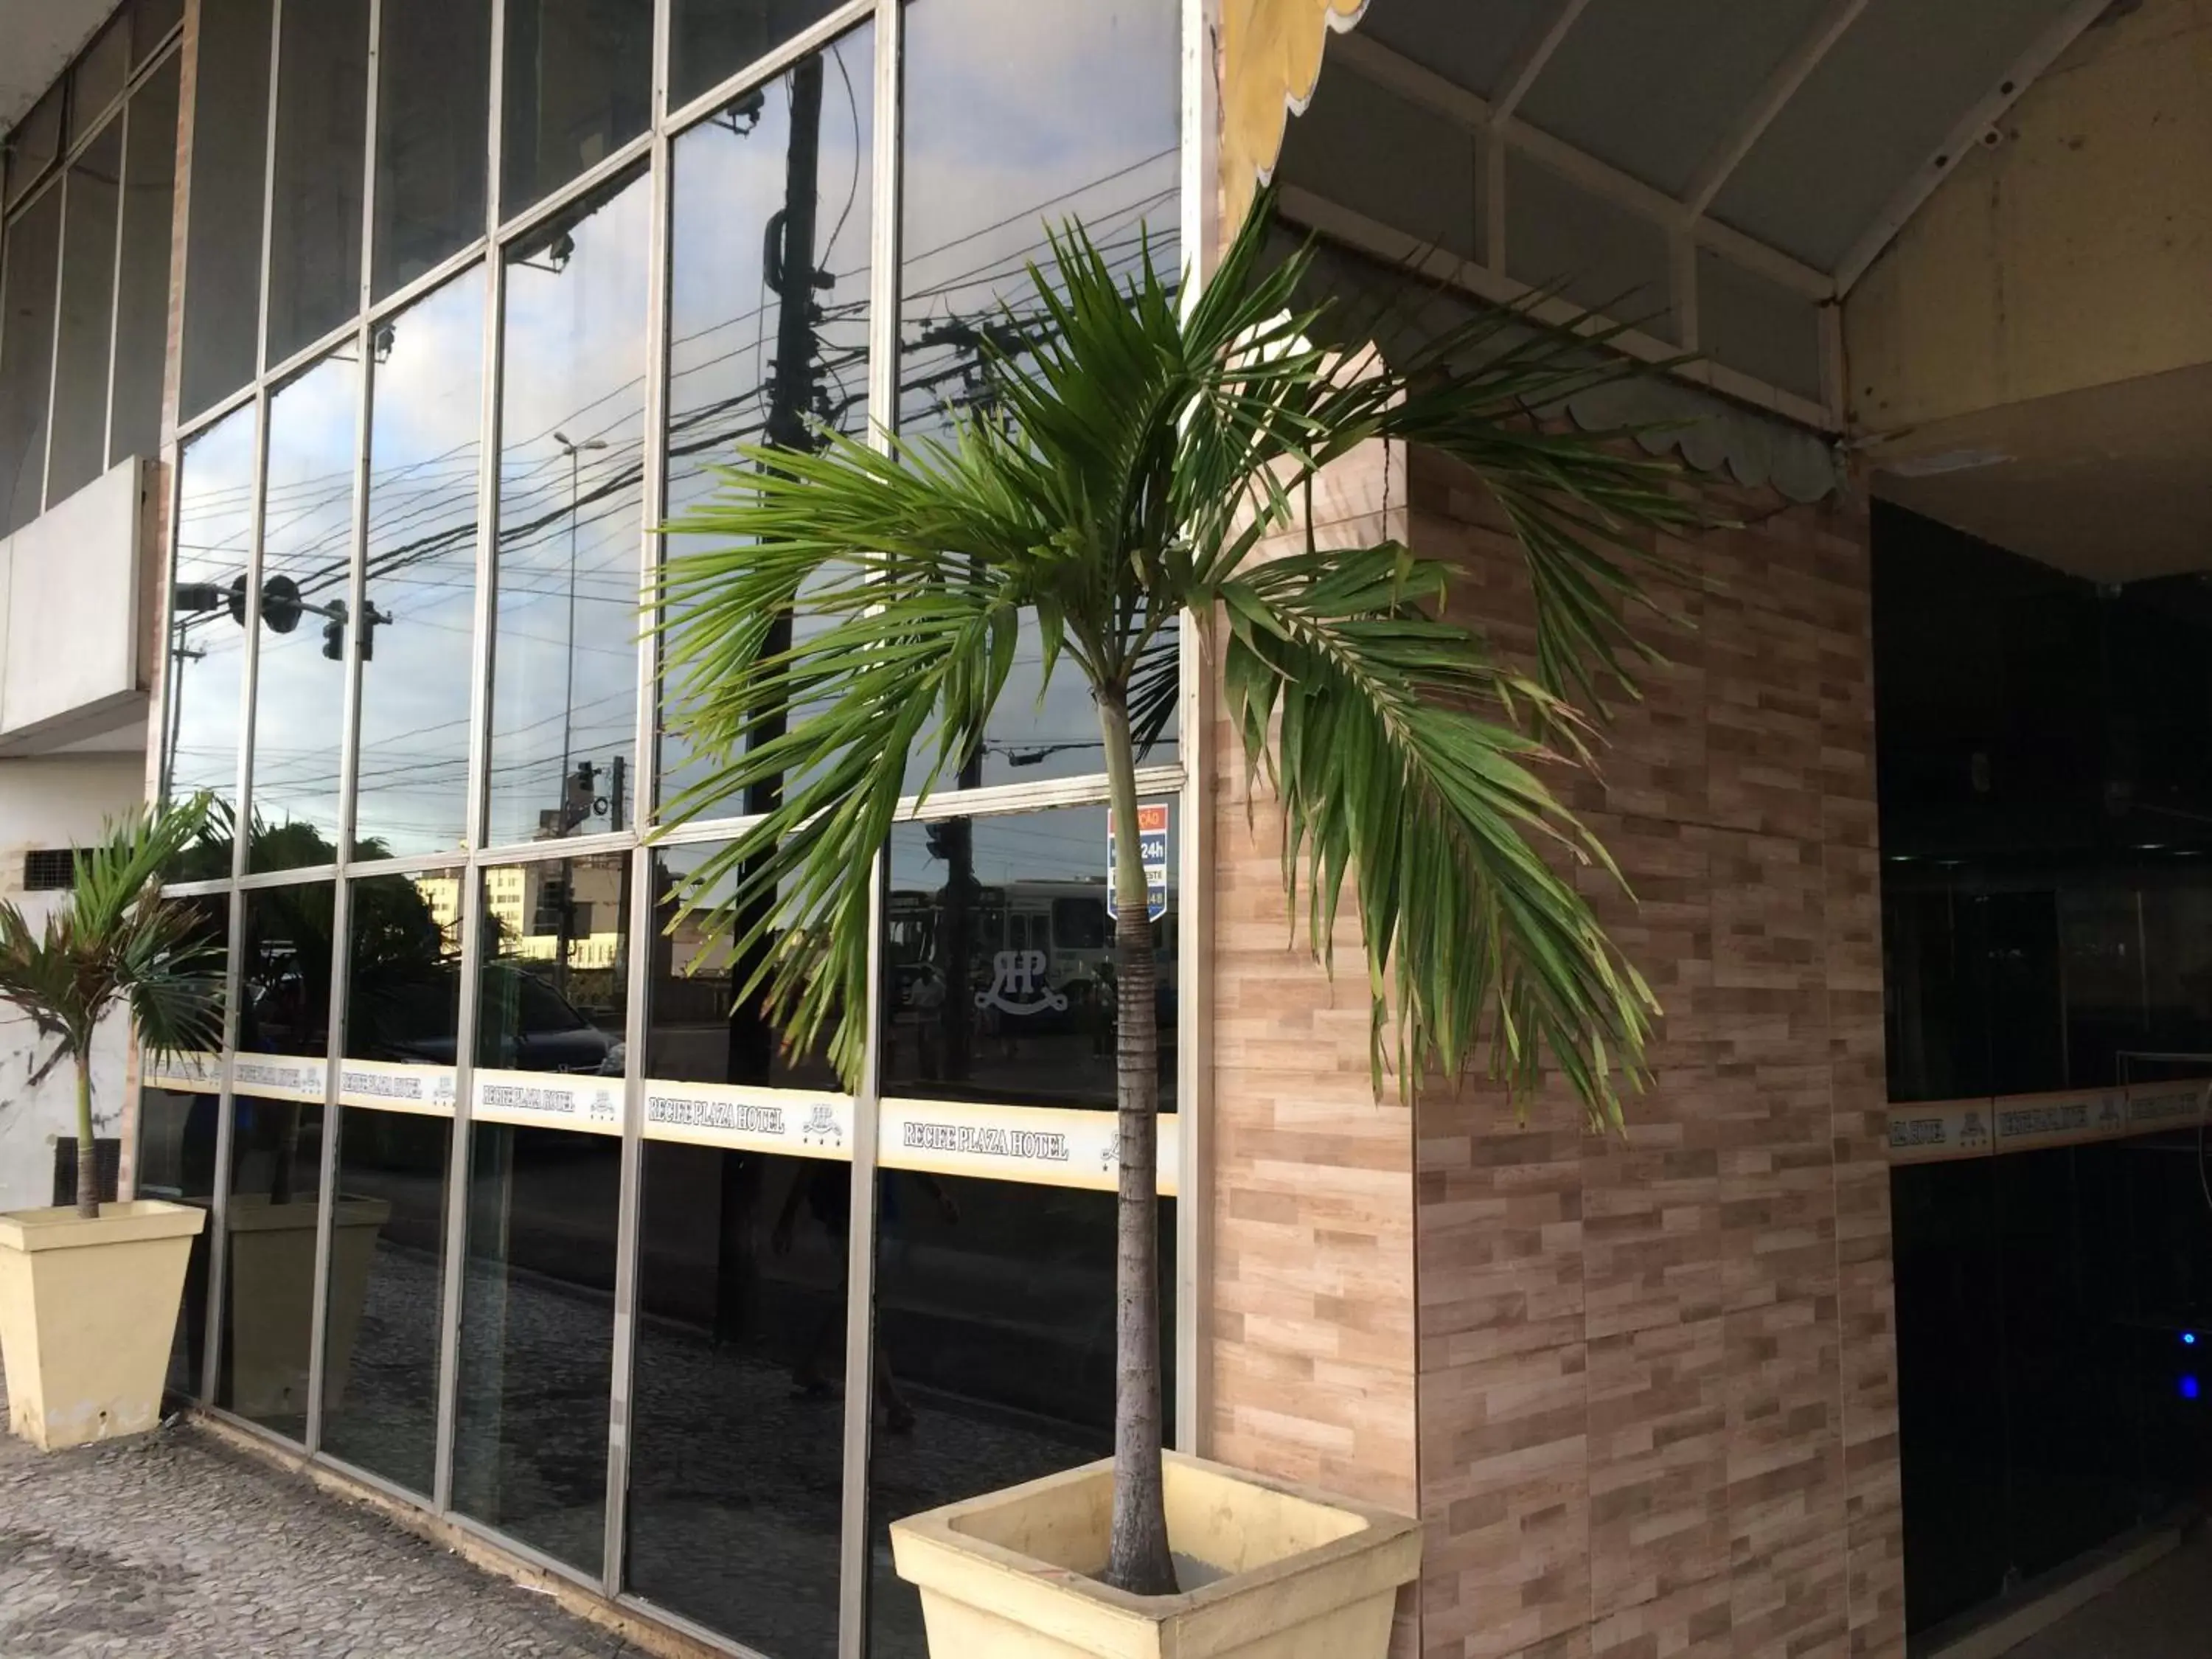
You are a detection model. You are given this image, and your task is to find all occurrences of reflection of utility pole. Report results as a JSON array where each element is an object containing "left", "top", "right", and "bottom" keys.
[
  {"left": 554, "top": 429, "right": 607, "bottom": 834},
  {"left": 729, "top": 58, "right": 827, "bottom": 1089}
]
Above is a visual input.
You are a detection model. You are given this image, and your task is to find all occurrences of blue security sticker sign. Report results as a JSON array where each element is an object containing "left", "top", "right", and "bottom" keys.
[{"left": 1107, "top": 801, "right": 1170, "bottom": 923}]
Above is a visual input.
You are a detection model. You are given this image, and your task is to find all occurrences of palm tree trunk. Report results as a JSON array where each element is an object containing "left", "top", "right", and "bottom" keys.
[
  {"left": 74, "top": 1050, "right": 98, "bottom": 1220},
  {"left": 1099, "top": 689, "right": 1178, "bottom": 1596}
]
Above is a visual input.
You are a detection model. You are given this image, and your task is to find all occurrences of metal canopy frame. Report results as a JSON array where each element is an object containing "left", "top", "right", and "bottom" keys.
[
  {"left": 136, "top": 4, "right": 1215, "bottom": 1658},
  {"left": 1301, "top": 0, "right": 2112, "bottom": 432}
]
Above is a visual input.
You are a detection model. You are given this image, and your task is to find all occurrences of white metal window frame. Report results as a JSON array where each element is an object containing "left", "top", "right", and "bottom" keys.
[{"left": 144, "top": 1, "right": 1217, "bottom": 1653}]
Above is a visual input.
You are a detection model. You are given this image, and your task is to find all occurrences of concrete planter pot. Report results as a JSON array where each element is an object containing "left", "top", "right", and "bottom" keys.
[
  {"left": 890, "top": 1452, "right": 1421, "bottom": 1659},
  {"left": 0, "top": 1200, "right": 207, "bottom": 1450},
  {"left": 225, "top": 1194, "right": 392, "bottom": 1419}
]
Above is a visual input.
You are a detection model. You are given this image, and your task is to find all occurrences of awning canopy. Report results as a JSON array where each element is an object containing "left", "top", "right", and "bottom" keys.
[{"left": 1251, "top": 0, "right": 2115, "bottom": 444}]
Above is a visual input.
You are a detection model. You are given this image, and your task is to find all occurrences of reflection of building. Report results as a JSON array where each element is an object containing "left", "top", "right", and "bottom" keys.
[
  {"left": 2, "top": 0, "right": 2204, "bottom": 1653},
  {"left": 412, "top": 858, "right": 625, "bottom": 969}
]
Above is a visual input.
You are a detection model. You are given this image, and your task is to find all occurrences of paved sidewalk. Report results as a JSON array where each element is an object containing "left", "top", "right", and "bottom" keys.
[{"left": 0, "top": 1386, "right": 646, "bottom": 1659}]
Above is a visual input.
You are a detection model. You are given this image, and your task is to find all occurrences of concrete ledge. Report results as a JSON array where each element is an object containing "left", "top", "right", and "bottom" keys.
[
  {"left": 189, "top": 1407, "right": 728, "bottom": 1659},
  {"left": 1917, "top": 1520, "right": 2187, "bottom": 1659}
]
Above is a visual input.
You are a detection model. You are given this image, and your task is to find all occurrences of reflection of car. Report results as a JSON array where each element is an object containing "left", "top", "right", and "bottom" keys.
[{"left": 354, "top": 964, "right": 622, "bottom": 1075}]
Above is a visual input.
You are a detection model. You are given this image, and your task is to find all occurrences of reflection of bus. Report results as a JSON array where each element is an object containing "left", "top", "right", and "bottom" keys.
[{"left": 886, "top": 879, "right": 1178, "bottom": 1020}]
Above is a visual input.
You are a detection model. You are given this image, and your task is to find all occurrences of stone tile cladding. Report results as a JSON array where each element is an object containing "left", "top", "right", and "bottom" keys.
[{"left": 1203, "top": 439, "right": 1902, "bottom": 1659}]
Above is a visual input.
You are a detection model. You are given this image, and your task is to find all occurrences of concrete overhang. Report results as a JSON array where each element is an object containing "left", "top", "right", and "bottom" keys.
[
  {"left": 0, "top": 0, "right": 117, "bottom": 132},
  {"left": 0, "top": 457, "right": 150, "bottom": 757}
]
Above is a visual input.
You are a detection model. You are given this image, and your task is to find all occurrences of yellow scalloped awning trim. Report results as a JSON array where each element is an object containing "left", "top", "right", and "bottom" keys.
[{"left": 1222, "top": 0, "right": 1369, "bottom": 233}]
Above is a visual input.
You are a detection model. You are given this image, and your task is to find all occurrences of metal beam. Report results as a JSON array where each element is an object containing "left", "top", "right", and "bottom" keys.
[
  {"left": 1683, "top": 0, "right": 1869, "bottom": 218},
  {"left": 1832, "top": 0, "right": 2109, "bottom": 295},
  {"left": 1324, "top": 30, "right": 1834, "bottom": 303},
  {"left": 1277, "top": 184, "right": 1841, "bottom": 435},
  {"left": 1492, "top": 0, "right": 1590, "bottom": 122}
]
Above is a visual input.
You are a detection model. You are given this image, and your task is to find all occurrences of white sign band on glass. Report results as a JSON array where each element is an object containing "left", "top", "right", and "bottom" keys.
[
  {"left": 336, "top": 1058, "right": 461, "bottom": 1117},
  {"left": 639, "top": 1079, "right": 855, "bottom": 1159},
  {"left": 470, "top": 1065, "right": 625, "bottom": 1134},
  {"left": 1886, "top": 1079, "right": 2208, "bottom": 1164},
  {"left": 143, "top": 1048, "right": 224, "bottom": 1094},
  {"left": 878, "top": 1098, "right": 1180, "bottom": 1195},
  {"left": 229, "top": 1052, "right": 327, "bottom": 1103}
]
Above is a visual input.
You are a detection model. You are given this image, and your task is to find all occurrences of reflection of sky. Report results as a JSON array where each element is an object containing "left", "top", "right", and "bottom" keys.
[
  {"left": 897, "top": 0, "right": 1181, "bottom": 790},
  {"left": 354, "top": 271, "right": 487, "bottom": 855},
  {"left": 487, "top": 168, "right": 655, "bottom": 849},
  {"left": 162, "top": 0, "right": 1184, "bottom": 838},
  {"left": 167, "top": 403, "right": 259, "bottom": 807},
  {"left": 660, "top": 27, "right": 877, "bottom": 818},
  {"left": 249, "top": 352, "right": 361, "bottom": 854}
]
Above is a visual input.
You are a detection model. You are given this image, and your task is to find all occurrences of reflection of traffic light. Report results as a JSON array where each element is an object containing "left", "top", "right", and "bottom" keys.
[
  {"left": 564, "top": 761, "right": 599, "bottom": 830},
  {"left": 317, "top": 598, "right": 389, "bottom": 661},
  {"left": 202, "top": 574, "right": 302, "bottom": 631}
]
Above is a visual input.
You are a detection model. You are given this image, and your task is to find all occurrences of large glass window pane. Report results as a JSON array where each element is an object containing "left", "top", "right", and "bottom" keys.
[
  {"left": 111, "top": 56, "right": 181, "bottom": 468},
  {"left": 136, "top": 893, "right": 231, "bottom": 1402},
  {"left": 453, "top": 854, "right": 630, "bottom": 1571},
  {"left": 657, "top": 27, "right": 874, "bottom": 819},
  {"left": 881, "top": 805, "right": 1177, "bottom": 1109},
  {"left": 669, "top": 0, "right": 841, "bottom": 109},
  {"left": 869, "top": 801, "right": 1181, "bottom": 1653},
  {"left": 0, "top": 185, "right": 60, "bottom": 534},
  {"left": 70, "top": 16, "right": 132, "bottom": 145},
  {"left": 181, "top": 0, "right": 274, "bottom": 418},
  {"left": 353, "top": 269, "right": 484, "bottom": 858},
  {"left": 487, "top": 170, "right": 649, "bottom": 849},
  {"left": 866, "top": 1180, "right": 1177, "bottom": 1656},
  {"left": 4, "top": 85, "right": 63, "bottom": 212},
  {"left": 499, "top": 0, "right": 652, "bottom": 219},
  {"left": 320, "top": 868, "right": 464, "bottom": 1496},
  {"left": 265, "top": 0, "right": 368, "bottom": 366},
  {"left": 372, "top": 0, "right": 491, "bottom": 299},
  {"left": 164, "top": 401, "right": 258, "bottom": 821},
  {"left": 625, "top": 840, "right": 845, "bottom": 1651},
  {"left": 222, "top": 880, "right": 337, "bottom": 1441},
  {"left": 248, "top": 351, "right": 358, "bottom": 868},
  {"left": 899, "top": 0, "right": 1180, "bottom": 790},
  {"left": 46, "top": 121, "right": 124, "bottom": 506}
]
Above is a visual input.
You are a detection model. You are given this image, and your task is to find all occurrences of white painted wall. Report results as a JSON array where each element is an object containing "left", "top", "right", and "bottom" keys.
[
  {"left": 0, "top": 456, "right": 146, "bottom": 750},
  {"left": 0, "top": 753, "right": 147, "bottom": 1211}
]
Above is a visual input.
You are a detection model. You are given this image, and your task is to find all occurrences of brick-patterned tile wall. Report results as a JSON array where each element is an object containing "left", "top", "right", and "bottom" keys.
[
  {"left": 1403, "top": 447, "right": 1903, "bottom": 1659},
  {"left": 1206, "top": 439, "right": 1423, "bottom": 1654}
]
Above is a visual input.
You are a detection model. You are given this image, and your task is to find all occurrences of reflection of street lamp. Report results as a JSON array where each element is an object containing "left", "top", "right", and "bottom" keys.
[{"left": 553, "top": 431, "right": 607, "bottom": 835}]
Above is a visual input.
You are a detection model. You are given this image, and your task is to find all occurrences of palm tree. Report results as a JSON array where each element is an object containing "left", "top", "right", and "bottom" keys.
[
  {"left": 0, "top": 797, "right": 226, "bottom": 1220},
  {"left": 657, "top": 192, "right": 1707, "bottom": 1594}
]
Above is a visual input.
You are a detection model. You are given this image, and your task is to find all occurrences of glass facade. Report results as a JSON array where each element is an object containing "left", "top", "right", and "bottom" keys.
[
  {"left": 1876, "top": 502, "right": 2212, "bottom": 1631},
  {"left": 0, "top": 0, "right": 180, "bottom": 529},
  {"left": 142, "top": 1, "right": 1192, "bottom": 1652}
]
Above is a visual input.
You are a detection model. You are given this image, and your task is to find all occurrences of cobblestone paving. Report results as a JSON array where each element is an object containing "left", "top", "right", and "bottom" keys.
[{"left": 0, "top": 1384, "right": 646, "bottom": 1659}]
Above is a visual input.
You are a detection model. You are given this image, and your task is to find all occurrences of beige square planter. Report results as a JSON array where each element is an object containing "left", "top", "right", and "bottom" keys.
[
  {"left": 0, "top": 1200, "right": 206, "bottom": 1451},
  {"left": 891, "top": 1452, "right": 1421, "bottom": 1659},
  {"left": 225, "top": 1194, "right": 392, "bottom": 1420}
]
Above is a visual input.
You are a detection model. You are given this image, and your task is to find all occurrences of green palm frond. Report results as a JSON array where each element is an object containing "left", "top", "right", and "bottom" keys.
[
  {"left": 1219, "top": 543, "right": 1652, "bottom": 1114},
  {"left": 0, "top": 795, "right": 226, "bottom": 1079},
  {"left": 657, "top": 186, "right": 1716, "bottom": 1123},
  {"left": 660, "top": 522, "right": 1027, "bottom": 1079}
]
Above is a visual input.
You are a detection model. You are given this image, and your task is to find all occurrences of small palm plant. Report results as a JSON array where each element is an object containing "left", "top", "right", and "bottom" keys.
[
  {"left": 658, "top": 194, "right": 1705, "bottom": 1593},
  {"left": 0, "top": 796, "right": 225, "bottom": 1220}
]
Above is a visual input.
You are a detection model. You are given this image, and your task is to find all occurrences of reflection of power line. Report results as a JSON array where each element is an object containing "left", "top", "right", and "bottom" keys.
[{"left": 170, "top": 144, "right": 1179, "bottom": 825}]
